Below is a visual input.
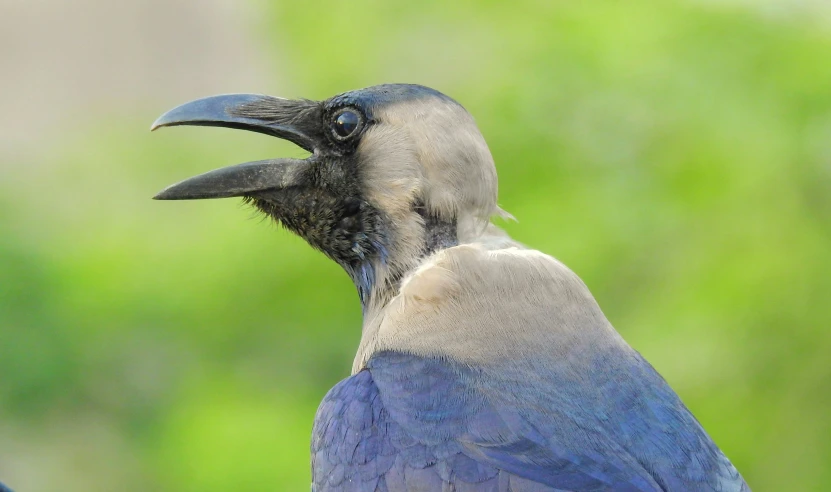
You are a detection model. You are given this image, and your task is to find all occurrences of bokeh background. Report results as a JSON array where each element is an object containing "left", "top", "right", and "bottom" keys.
[{"left": 1, "top": 0, "right": 830, "bottom": 490}]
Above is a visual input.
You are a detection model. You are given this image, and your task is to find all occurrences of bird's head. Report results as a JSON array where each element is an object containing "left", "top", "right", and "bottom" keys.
[{"left": 153, "top": 84, "right": 507, "bottom": 309}]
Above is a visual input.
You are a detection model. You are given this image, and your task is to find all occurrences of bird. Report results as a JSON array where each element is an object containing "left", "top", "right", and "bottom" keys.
[{"left": 152, "top": 83, "right": 750, "bottom": 491}]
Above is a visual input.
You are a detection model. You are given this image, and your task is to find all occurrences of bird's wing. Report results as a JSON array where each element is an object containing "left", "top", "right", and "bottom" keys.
[
  {"left": 312, "top": 368, "right": 516, "bottom": 491},
  {"left": 366, "top": 350, "right": 665, "bottom": 492},
  {"left": 314, "top": 361, "right": 600, "bottom": 492},
  {"left": 368, "top": 348, "right": 751, "bottom": 492},
  {"left": 312, "top": 351, "right": 665, "bottom": 491},
  {"left": 314, "top": 349, "right": 747, "bottom": 492}
]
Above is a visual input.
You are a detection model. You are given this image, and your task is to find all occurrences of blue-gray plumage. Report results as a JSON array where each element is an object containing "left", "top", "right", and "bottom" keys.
[{"left": 152, "top": 83, "right": 750, "bottom": 491}]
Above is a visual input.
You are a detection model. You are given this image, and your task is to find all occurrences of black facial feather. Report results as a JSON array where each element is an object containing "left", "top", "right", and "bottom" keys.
[
  {"left": 414, "top": 201, "right": 458, "bottom": 254},
  {"left": 231, "top": 97, "right": 326, "bottom": 150},
  {"left": 230, "top": 97, "right": 321, "bottom": 126},
  {"left": 244, "top": 188, "right": 385, "bottom": 275}
]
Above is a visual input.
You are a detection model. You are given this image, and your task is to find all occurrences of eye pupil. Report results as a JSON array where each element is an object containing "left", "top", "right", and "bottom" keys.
[{"left": 334, "top": 110, "right": 360, "bottom": 138}]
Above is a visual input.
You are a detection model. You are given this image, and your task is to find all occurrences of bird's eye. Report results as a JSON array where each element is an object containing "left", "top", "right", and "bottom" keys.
[{"left": 332, "top": 110, "right": 361, "bottom": 139}]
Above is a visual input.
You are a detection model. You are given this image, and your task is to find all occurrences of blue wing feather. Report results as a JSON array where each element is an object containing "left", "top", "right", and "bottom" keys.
[
  {"left": 369, "top": 352, "right": 661, "bottom": 491},
  {"left": 312, "top": 369, "right": 511, "bottom": 491},
  {"left": 312, "top": 350, "right": 748, "bottom": 491}
]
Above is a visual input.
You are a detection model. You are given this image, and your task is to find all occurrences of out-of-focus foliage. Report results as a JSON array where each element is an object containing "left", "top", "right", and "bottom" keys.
[{"left": 1, "top": 0, "right": 830, "bottom": 490}]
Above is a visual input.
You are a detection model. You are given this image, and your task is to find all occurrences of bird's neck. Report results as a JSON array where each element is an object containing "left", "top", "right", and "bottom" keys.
[
  {"left": 353, "top": 214, "right": 458, "bottom": 316},
  {"left": 351, "top": 222, "right": 525, "bottom": 374}
]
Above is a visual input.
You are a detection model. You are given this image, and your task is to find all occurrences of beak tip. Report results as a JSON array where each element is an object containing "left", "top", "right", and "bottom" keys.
[
  {"left": 150, "top": 116, "right": 169, "bottom": 132},
  {"left": 153, "top": 188, "right": 176, "bottom": 200}
]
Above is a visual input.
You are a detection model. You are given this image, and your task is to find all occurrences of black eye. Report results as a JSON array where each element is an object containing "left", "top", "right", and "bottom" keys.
[{"left": 332, "top": 110, "right": 361, "bottom": 139}]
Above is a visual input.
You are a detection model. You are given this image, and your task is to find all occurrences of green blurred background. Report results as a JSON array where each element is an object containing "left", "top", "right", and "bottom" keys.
[{"left": 1, "top": 0, "right": 830, "bottom": 490}]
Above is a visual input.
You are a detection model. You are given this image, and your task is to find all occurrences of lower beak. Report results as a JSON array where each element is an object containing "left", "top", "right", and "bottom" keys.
[
  {"left": 152, "top": 158, "right": 309, "bottom": 200},
  {"left": 151, "top": 93, "right": 319, "bottom": 200}
]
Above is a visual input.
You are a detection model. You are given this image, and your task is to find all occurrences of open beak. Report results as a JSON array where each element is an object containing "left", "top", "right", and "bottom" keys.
[{"left": 151, "top": 93, "right": 321, "bottom": 200}]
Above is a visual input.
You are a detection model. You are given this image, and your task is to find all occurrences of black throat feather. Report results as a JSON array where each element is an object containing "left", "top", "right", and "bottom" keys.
[{"left": 245, "top": 192, "right": 457, "bottom": 310}]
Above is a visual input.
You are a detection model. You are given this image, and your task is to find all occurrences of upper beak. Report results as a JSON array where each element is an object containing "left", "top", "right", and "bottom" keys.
[{"left": 151, "top": 93, "right": 320, "bottom": 200}]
